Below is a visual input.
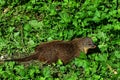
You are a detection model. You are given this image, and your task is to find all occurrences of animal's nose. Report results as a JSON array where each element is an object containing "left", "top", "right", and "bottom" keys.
[{"left": 92, "top": 44, "right": 96, "bottom": 48}]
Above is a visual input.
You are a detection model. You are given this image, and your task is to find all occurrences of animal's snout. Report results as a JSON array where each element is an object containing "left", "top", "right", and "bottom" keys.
[{"left": 91, "top": 44, "right": 96, "bottom": 48}]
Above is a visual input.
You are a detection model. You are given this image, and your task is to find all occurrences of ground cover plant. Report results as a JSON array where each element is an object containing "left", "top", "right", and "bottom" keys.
[{"left": 0, "top": 0, "right": 120, "bottom": 79}]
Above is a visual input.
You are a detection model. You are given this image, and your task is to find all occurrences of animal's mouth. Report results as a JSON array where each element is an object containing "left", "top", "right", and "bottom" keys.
[
  {"left": 84, "top": 45, "right": 96, "bottom": 54},
  {"left": 91, "top": 45, "right": 96, "bottom": 49}
]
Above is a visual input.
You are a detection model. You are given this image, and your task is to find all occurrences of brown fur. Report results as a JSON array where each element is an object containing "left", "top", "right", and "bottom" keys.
[{"left": 5, "top": 38, "right": 96, "bottom": 64}]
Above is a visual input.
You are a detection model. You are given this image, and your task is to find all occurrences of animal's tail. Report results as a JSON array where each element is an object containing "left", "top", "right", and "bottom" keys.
[{"left": 4, "top": 53, "right": 38, "bottom": 62}]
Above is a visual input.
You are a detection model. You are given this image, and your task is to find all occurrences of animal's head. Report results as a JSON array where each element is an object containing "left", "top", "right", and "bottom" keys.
[
  {"left": 82, "top": 38, "right": 96, "bottom": 53},
  {"left": 73, "top": 37, "right": 96, "bottom": 54}
]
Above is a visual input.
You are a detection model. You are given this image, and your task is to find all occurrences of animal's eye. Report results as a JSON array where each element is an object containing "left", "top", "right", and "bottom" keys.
[{"left": 88, "top": 43, "right": 92, "bottom": 45}]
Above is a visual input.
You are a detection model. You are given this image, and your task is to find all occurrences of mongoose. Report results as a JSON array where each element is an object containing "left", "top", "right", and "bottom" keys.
[{"left": 4, "top": 37, "right": 96, "bottom": 64}]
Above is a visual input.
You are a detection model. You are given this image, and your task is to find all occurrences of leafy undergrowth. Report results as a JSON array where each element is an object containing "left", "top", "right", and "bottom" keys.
[{"left": 0, "top": 0, "right": 120, "bottom": 79}]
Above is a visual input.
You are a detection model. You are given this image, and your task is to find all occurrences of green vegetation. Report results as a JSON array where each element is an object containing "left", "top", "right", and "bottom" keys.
[{"left": 0, "top": 0, "right": 120, "bottom": 79}]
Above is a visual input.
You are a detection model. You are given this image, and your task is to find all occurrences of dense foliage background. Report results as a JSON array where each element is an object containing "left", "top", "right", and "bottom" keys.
[{"left": 0, "top": 0, "right": 120, "bottom": 79}]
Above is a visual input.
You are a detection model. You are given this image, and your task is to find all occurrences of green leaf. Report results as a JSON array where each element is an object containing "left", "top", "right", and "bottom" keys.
[
  {"left": 29, "top": 69, "right": 35, "bottom": 78},
  {"left": 14, "top": 65, "right": 25, "bottom": 76},
  {"left": 112, "top": 39, "right": 120, "bottom": 45},
  {"left": 74, "top": 58, "right": 88, "bottom": 68},
  {"left": 59, "top": 11, "right": 71, "bottom": 23},
  {"left": 28, "top": 39, "right": 35, "bottom": 47},
  {"left": 57, "top": 59, "right": 63, "bottom": 65},
  {"left": 95, "top": 54, "right": 108, "bottom": 61},
  {"left": 26, "top": 5, "right": 33, "bottom": 10},
  {"left": 29, "top": 20, "right": 43, "bottom": 30},
  {"left": 24, "top": 23, "right": 32, "bottom": 31},
  {"left": 0, "top": 38, "right": 7, "bottom": 51},
  {"left": 115, "top": 51, "right": 120, "bottom": 58},
  {"left": 65, "top": 72, "right": 77, "bottom": 80},
  {"left": 113, "top": 23, "right": 120, "bottom": 30},
  {"left": 0, "top": 0, "right": 5, "bottom": 5},
  {"left": 42, "top": 66, "right": 51, "bottom": 78},
  {"left": 93, "top": 74, "right": 101, "bottom": 79},
  {"left": 79, "top": 52, "right": 87, "bottom": 59},
  {"left": 8, "top": 27, "right": 15, "bottom": 32},
  {"left": 14, "top": 32, "right": 20, "bottom": 37}
]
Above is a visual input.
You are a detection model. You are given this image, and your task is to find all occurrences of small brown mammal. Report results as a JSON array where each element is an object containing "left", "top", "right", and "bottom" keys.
[{"left": 5, "top": 37, "right": 96, "bottom": 64}]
